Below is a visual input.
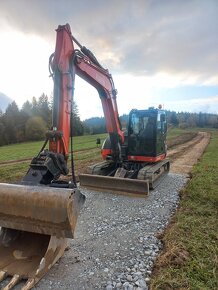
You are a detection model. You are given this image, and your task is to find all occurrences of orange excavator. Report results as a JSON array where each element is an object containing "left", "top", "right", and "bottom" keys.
[{"left": 0, "top": 24, "right": 169, "bottom": 289}]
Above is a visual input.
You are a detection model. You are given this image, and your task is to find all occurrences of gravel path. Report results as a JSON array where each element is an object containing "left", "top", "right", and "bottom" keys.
[{"left": 34, "top": 173, "right": 187, "bottom": 290}]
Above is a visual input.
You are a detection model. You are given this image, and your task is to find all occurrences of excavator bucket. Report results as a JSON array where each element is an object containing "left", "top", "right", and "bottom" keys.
[
  {"left": 79, "top": 174, "right": 149, "bottom": 196},
  {"left": 0, "top": 183, "right": 85, "bottom": 289},
  {"left": 0, "top": 183, "right": 84, "bottom": 238}
]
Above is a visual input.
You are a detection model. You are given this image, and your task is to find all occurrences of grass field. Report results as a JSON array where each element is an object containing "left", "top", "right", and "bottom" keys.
[
  {"left": 0, "top": 128, "right": 199, "bottom": 183},
  {"left": 0, "top": 133, "right": 107, "bottom": 162},
  {"left": 0, "top": 128, "right": 191, "bottom": 162},
  {"left": 151, "top": 130, "right": 218, "bottom": 290}
]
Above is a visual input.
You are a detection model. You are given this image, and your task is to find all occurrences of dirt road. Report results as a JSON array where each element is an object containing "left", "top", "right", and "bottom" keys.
[{"left": 167, "top": 131, "right": 211, "bottom": 174}]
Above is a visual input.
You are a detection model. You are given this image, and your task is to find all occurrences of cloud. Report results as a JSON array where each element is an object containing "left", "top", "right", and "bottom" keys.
[
  {"left": 165, "top": 95, "right": 218, "bottom": 114},
  {"left": 0, "top": 0, "right": 217, "bottom": 84}
]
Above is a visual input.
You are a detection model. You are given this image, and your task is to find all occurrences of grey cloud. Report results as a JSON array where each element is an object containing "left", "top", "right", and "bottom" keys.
[{"left": 0, "top": 0, "right": 217, "bottom": 81}]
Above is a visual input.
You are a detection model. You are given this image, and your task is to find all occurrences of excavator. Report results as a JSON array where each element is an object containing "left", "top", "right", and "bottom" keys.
[
  {"left": 80, "top": 107, "right": 169, "bottom": 194},
  {"left": 0, "top": 24, "right": 169, "bottom": 289}
]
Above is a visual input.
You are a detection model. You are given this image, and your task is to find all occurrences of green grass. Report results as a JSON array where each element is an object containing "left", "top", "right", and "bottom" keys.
[
  {"left": 0, "top": 128, "right": 197, "bottom": 182},
  {"left": 167, "top": 127, "right": 187, "bottom": 139},
  {"left": 0, "top": 128, "right": 192, "bottom": 163},
  {"left": 0, "top": 133, "right": 107, "bottom": 162},
  {"left": 167, "top": 127, "right": 198, "bottom": 141},
  {"left": 151, "top": 131, "right": 218, "bottom": 290},
  {"left": 0, "top": 141, "right": 45, "bottom": 162},
  {"left": 0, "top": 133, "right": 106, "bottom": 182},
  {"left": 0, "top": 163, "right": 28, "bottom": 183}
]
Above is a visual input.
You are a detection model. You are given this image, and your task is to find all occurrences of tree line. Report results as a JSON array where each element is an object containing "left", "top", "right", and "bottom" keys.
[
  {"left": 0, "top": 96, "right": 217, "bottom": 146},
  {"left": 166, "top": 110, "right": 218, "bottom": 129},
  {"left": 83, "top": 110, "right": 218, "bottom": 133},
  {"left": 0, "top": 94, "right": 83, "bottom": 146}
]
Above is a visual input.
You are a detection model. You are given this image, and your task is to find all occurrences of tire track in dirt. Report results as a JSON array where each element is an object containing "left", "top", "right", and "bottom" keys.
[
  {"left": 0, "top": 147, "right": 100, "bottom": 166},
  {"left": 168, "top": 132, "right": 211, "bottom": 175}
]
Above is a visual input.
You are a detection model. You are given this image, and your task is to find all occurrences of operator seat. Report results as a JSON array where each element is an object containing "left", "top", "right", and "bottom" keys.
[{"left": 138, "top": 119, "right": 154, "bottom": 155}]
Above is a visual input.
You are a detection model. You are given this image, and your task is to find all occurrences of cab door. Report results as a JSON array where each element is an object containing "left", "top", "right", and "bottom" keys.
[{"left": 128, "top": 110, "right": 156, "bottom": 157}]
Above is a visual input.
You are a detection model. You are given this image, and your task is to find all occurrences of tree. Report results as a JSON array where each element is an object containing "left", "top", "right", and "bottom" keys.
[
  {"left": 83, "top": 116, "right": 106, "bottom": 134},
  {"left": 18, "top": 100, "right": 34, "bottom": 141},
  {"left": 25, "top": 117, "right": 46, "bottom": 141},
  {"left": 0, "top": 121, "right": 5, "bottom": 146},
  {"left": 187, "top": 114, "right": 197, "bottom": 127},
  {"left": 31, "top": 96, "right": 39, "bottom": 116},
  {"left": 197, "top": 112, "right": 206, "bottom": 127},
  {"left": 22, "top": 100, "right": 33, "bottom": 117},
  {"left": 3, "top": 101, "right": 21, "bottom": 143},
  {"left": 37, "top": 93, "right": 52, "bottom": 127},
  {"left": 71, "top": 101, "right": 84, "bottom": 136},
  {"left": 170, "top": 112, "right": 179, "bottom": 126}
]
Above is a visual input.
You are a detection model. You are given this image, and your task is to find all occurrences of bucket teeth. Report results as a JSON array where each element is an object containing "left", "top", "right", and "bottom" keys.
[
  {"left": 0, "top": 229, "right": 69, "bottom": 290},
  {"left": 0, "top": 271, "right": 7, "bottom": 282},
  {"left": 2, "top": 274, "right": 20, "bottom": 290},
  {"left": 21, "top": 278, "right": 35, "bottom": 290}
]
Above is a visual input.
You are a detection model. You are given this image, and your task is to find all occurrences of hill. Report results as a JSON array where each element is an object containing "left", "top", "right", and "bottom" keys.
[{"left": 0, "top": 92, "right": 13, "bottom": 111}]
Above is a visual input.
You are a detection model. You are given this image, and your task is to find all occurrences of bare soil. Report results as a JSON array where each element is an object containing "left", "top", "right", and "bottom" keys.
[
  {"left": 167, "top": 132, "right": 197, "bottom": 149},
  {"left": 167, "top": 132, "right": 211, "bottom": 175}
]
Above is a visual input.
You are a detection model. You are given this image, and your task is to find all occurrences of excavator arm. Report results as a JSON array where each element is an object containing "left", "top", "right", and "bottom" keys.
[
  {"left": 49, "top": 25, "right": 149, "bottom": 196},
  {"left": 21, "top": 24, "right": 124, "bottom": 189},
  {"left": 49, "top": 24, "right": 124, "bottom": 162}
]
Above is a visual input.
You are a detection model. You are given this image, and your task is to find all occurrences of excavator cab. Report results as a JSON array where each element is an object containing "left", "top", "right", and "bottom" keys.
[
  {"left": 100, "top": 108, "right": 167, "bottom": 161},
  {"left": 127, "top": 108, "right": 167, "bottom": 158}
]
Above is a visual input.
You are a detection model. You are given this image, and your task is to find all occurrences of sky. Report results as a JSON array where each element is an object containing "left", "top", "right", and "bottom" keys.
[{"left": 0, "top": 0, "right": 217, "bottom": 119}]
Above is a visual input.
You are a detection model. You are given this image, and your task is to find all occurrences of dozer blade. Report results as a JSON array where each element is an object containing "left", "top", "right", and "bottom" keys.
[
  {"left": 0, "top": 228, "right": 68, "bottom": 290},
  {"left": 0, "top": 183, "right": 85, "bottom": 238},
  {"left": 79, "top": 174, "right": 149, "bottom": 196}
]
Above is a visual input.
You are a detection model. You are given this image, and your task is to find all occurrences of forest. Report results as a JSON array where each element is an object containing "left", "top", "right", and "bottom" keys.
[
  {"left": 0, "top": 94, "right": 217, "bottom": 146},
  {"left": 0, "top": 94, "right": 83, "bottom": 146}
]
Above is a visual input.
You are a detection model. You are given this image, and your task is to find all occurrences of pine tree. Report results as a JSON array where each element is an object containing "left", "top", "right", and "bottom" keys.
[
  {"left": 3, "top": 101, "right": 21, "bottom": 143},
  {"left": 71, "top": 101, "right": 84, "bottom": 136},
  {"left": 170, "top": 112, "right": 179, "bottom": 126},
  {"left": 37, "top": 93, "right": 52, "bottom": 127}
]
